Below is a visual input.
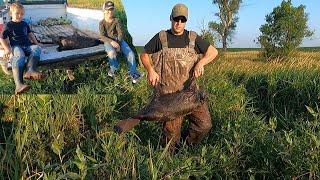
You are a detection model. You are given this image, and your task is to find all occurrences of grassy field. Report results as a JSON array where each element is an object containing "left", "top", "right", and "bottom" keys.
[
  {"left": 2, "top": 0, "right": 319, "bottom": 178},
  {"left": 136, "top": 46, "right": 320, "bottom": 53},
  {"left": 1, "top": 49, "right": 320, "bottom": 179},
  {"left": 67, "top": 0, "right": 122, "bottom": 10}
]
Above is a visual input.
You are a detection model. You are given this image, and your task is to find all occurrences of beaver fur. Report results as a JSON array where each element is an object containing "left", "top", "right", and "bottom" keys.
[
  {"left": 52, "top": 32, "right": 100, "bottom": 51},
  {"left": 114, "top": 79, "right": 206, "bottom": 133}
]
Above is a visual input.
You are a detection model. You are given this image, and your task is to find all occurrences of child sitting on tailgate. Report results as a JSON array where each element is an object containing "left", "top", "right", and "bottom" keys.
[{"left": 0, "top": 2, "right": 46, "bottom": 94}]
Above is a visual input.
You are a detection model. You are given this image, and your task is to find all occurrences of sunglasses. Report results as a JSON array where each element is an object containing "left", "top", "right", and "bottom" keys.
[
  {"left": 172, "top": 16, "right": 187, "bottom": 23},
  {"left": 104, "top": 8, "right": 114, "bottom": 12}
]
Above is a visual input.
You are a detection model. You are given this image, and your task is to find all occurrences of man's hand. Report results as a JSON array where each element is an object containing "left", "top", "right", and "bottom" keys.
[
  {"left": 110, "top": 41, "right": 120, "bottom": 51},
  {"left": 3, "top": 49, "right": 12, "bottom": 61},
  {"left": 193, "top": 45, "right": 218, "bottom": 78},
  {"left": 148, "top": 69, "right": 160, "bottom": 86},
  {"left": 140, "top": 52, "right": 160, "bottom": 86},
  {"left": 193, "top": 62, "right": 205, "bottom": 78}
]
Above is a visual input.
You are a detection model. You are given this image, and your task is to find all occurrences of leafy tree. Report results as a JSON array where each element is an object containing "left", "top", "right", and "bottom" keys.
[
  {"left": 209, "top": 0, "right": 242, "bottom": 51},
  {"left": 258, "top": 0, "right": 313, "bottom": 60},
  {"left": 199, "top": 20, "right": 216, "bottom": 46}
]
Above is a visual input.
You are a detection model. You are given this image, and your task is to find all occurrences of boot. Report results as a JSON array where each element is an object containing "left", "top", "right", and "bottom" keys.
[
  {"left": 12, "top": 67, "right": 31, "bottom": 95},
  {"left": 26, "top": 55, "right": 40, "bottom": 72}
]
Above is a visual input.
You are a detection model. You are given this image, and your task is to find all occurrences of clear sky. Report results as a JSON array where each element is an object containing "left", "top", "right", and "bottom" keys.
[{"left": 122, "top": 0, "right": 319, "bottom": 48}]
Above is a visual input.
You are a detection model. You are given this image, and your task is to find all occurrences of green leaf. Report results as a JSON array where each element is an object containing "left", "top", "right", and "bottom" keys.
[
  {"left": 76, "top": 145, "right": 86, "bottom": 162},
  {"left": 59, "top": 172, "right": 81, "bottom": 180},
  {"left": 85, "top": 155, "right": 98, "bottom": 163},
  {"left": 306, "top": 106, "right": 318, "bottom": 118},
  {"left": 51, "top": 140, "right": 61, "bottom": 156}
]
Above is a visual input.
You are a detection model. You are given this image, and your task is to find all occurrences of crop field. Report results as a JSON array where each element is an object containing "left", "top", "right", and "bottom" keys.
[{"left": 1, "top": 49, "right": 320, "bottom": 179}]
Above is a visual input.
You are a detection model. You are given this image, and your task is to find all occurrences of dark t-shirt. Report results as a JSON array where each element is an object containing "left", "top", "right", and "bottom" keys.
[
  {"left": 144, "top": 29, "right": 210, "bottom": 54},
  {"left": 0, "top": 21, "right": 32, "bottom": 47}
]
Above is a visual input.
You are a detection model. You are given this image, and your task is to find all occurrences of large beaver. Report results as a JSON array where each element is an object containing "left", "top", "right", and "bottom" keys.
[
  {"left": 114, "top": 79, "right": 206, "bottom": 133},
  {"left": 52, "top": 32, "right": 100, "bottom": 51}
]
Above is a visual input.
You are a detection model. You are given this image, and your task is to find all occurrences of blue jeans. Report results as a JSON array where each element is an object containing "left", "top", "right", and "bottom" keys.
[
  {"left": 10, "top": 45, "right": 41, "bottom": 88},
  {"left": 11, "top": 45, "right": 41, "bottom": 69},
  {"left": 104, "top": 40, "right": 137, "bottom": 76}
]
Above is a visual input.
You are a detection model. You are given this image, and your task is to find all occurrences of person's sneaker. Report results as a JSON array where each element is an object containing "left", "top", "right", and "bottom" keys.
[
  {"left": 108, "top": 69, "right": 116, "bottom": 77},
  {"left": 130, "top": 72, "right": 144, "bottom": 83}
]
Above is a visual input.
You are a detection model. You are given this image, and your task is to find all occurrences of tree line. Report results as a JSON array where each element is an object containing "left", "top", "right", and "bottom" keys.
[{"left": 201, "top": 0, "right": 313, "bottom": 60}]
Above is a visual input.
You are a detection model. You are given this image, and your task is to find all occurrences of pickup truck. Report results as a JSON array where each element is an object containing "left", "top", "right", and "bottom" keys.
[{"left": 0, "top": 0, "right": 109, "bottom": 72}]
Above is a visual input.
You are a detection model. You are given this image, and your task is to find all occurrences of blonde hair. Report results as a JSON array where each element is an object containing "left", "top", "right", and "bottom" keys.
[{"left": 10, "top": 2, "right": 24, "bottom": 13}]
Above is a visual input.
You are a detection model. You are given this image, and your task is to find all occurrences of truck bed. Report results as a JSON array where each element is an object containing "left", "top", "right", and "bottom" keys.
[
  {"left": 0, "top": 24, "right": 105, "bottom": 70},
  {"left": 0, "top": 4, "right": 107, "bottom": 71}
]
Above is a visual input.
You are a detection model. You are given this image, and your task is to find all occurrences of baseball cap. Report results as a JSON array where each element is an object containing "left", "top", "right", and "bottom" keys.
[
  {"left": 171, "top": 3, "right": 188, "bottom": 21},
  {"left": 103, "top": 1, "right": 115, "bottom": 10}
]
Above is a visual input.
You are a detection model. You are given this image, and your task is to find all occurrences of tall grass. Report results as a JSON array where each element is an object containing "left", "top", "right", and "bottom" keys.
[
  {"left": 67, "top": 0, "right": 123, "bottom": 10},
  {"left": 1, "top": 50, "right": 320, "bottom": 178}
]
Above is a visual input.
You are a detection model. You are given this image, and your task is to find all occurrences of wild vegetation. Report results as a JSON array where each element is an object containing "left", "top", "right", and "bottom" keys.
[
  {"left": 67, "top": 0, "right": 121, "bottom": 10},
  {"left": 209, "top": 0, "right": 243, "bottom": 51},
  {"left": 0, "top": 0, "right": 319, "bottom": 179},
  {"left": 258, "top": 0, "right": 313, "bottom": 60},
  {"left": 1, "top": 49, "right": 320, "bottom": 179}
]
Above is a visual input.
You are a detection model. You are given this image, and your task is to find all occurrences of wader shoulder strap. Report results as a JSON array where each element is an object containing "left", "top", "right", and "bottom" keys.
[
  {"left": 188, "top": 31, "right": 197, "bottom": 49},
  {"left": 159, "top": 30, "right": 168, "bottom": 49}
]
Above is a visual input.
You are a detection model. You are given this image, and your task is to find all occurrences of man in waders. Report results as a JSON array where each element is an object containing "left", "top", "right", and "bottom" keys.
[{"left": 140, "top": 3, "right": 219, "bottom": 149}]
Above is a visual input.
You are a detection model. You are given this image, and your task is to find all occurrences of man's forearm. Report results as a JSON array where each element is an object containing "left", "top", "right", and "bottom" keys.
[
  {"left": 140, "top": 53, "right": 154, "bottom": 72},
  {"left": 198, "top": 45, "right": 218, "bottom": 66}
]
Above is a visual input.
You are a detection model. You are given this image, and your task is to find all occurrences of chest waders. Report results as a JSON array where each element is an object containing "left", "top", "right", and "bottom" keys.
[
  {"left": 151, "top": 30, "right": 199, "bottom": 94},
  {"left": 114, "top": 31, "right": 213, "bottom": 151},
  {"left": 151, "top": 31, "right": 213, "bottom": 150}
]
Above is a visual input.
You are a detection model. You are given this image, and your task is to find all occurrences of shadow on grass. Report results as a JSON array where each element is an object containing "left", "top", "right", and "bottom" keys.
[{"left": 240, "top": 72, "right": 320, "bottom": 130}]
